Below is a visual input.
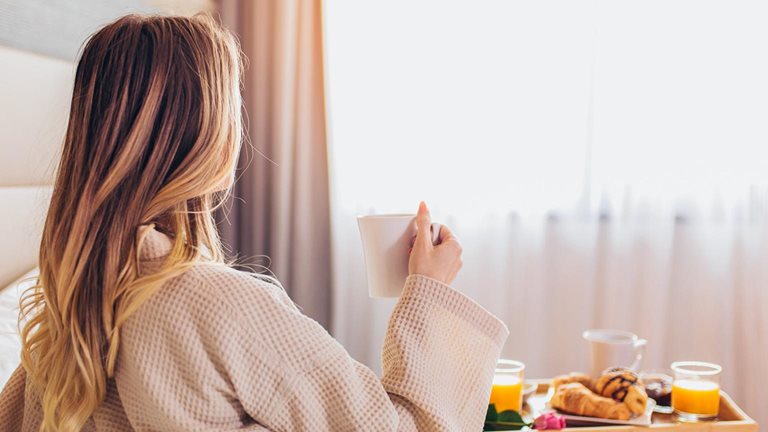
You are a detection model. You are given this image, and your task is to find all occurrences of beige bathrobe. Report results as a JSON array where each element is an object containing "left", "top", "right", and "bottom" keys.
[{"left": 0, "top": 228, "right": 508, "bottom": 431}]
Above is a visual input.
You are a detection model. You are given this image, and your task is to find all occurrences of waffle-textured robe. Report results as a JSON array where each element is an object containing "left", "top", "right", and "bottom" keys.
[{"left": 0, "top": 228, "right": 508, "bottom": 431}]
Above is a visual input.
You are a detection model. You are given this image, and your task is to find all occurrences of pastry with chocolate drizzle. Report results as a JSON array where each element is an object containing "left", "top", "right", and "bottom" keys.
[{"left": 594, "top": 367, "right": 649, "bottom": 416}]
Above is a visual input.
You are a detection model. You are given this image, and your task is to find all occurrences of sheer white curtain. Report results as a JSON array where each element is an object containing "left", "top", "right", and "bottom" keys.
[{"left": 324, "top": 0, "right": 768, "bottom": 424}]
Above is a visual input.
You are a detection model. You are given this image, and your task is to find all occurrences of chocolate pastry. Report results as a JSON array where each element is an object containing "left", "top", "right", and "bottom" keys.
[{"left": 594, "top": 368, "right": 649, "bottom": 416}]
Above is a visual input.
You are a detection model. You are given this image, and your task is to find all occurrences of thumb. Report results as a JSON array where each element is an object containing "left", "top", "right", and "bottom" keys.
[{"left": 415, "top": 201, "right": 432, "bottom": 244}]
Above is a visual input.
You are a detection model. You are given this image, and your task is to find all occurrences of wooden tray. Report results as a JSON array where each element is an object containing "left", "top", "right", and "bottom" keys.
[{"left": 523, "top": 380, "right": 758, "bottom": 431}]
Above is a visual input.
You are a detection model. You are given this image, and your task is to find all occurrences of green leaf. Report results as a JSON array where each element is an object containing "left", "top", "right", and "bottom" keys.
[
  {"left": 497, "top": 410, "right": 526, "bottom": 424},
  {"left": 484, "top": 421, "right": 529, "bottom": 431},
  {"left": 486, "top": 404, "right": 498, "bottom": 422},
  {"left": 485, "top": 407, "right": 533, "bottom": 430},
  {"left": 484, "top": 410, "right": 533, "bottom": 430}
]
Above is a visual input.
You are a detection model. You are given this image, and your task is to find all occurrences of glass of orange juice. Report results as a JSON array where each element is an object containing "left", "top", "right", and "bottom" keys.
[
  {"left": 671, "top": 361, "right": 722, "bottom": 422},
  {"left": 489, "top": 359, "right": 525, "bottom": 412}
]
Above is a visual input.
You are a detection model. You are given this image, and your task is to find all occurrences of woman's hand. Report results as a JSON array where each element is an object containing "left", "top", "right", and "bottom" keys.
[{"left": 408, "top": 202, "right": 463, "bottom": 285}]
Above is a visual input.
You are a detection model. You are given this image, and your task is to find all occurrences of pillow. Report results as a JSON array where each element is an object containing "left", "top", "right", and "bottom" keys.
[{"left": 0, "top": 268, "right": 38, "bottom": 389}]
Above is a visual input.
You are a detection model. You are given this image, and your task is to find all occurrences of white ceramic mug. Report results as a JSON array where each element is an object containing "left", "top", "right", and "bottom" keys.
[
  {"left": 583, "top": 329, "right": 647, "bottom": 377},
  {"left": 357, "top": 214, "right": 440, "bottom": 298}
]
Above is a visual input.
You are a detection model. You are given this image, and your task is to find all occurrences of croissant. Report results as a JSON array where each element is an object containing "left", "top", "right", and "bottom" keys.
[
  {"left": 551, "top": 383, "right": 632, "bottom": 420},
  {"left": 594, "top": 368, "right": 648, "bottom": 416},
  {"left": 551, "top": 372, "right": 594, "bottom": 392}
]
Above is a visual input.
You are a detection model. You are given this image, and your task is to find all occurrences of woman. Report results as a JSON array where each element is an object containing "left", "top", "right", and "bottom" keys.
[{"left": 0, "top": 14, "right": 508, "bottom": 431}]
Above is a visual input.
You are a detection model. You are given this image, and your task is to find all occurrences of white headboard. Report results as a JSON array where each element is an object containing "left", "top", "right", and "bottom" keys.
[
  {"left": 0, "top": 3, "right": 214, "bottom": 289},
  {"left": 0, "top": 45, "right": 71, "bottom": 288}
]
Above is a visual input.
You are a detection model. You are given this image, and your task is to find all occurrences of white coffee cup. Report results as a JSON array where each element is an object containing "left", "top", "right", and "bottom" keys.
[
  {"left": 357, "top": 214, "right": 440, "bottom": 298},
  {"left": 583, "top": 329, "right": 647, "bottom": 377}
]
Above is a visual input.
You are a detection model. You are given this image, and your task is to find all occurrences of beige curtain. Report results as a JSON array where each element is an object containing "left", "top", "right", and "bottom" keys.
[{"left": 216, "top": 0, "right": 332, "bottom": 328}]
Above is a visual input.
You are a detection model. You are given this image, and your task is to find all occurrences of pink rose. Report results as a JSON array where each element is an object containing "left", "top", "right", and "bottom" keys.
[{"left": 534, "top": 412, "right": 566, "bottom": 430}]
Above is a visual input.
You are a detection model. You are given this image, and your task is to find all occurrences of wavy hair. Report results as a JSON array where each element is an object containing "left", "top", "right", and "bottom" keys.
[{"left": 19, "top": 14, "right": 243, "bottom": 431}]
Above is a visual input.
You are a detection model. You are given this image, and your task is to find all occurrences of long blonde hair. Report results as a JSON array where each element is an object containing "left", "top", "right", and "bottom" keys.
[{"left": 19, "top": 14, "right": 243, "bottom": 431}]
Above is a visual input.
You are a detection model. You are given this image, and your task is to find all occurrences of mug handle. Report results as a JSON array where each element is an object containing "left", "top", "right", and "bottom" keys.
[
  {"left": 630, "top": 338, "right": 647, "bottom": 370},
  {"left": 430, "top": 222, "right": 441, "bottom": 245}
]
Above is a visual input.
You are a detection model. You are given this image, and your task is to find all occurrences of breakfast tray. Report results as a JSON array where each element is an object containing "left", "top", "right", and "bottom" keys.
[{"left": 524, "top": 380, "right": 757, "bottom": 431}]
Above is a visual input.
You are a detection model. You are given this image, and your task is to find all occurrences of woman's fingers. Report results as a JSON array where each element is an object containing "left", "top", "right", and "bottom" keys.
[
  {"left": 415, "top": 201, "right": 433, "bottom": 246},
  {"left": 437, "top": 224, "right": 456, "bottom": 244},
  {"left": 436, "top": 227, "right": 462, "bottom": 255},
  {"left": 408, "top": 202, "right": 464, "bottom": 285}
]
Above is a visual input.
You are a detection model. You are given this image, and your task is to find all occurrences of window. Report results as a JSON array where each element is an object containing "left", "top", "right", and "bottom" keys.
[{"left": 324, "top": 0, "right": 768, "bottom": 220}]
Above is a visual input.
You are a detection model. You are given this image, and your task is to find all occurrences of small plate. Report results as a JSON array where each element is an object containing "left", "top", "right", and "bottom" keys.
[
  {"left": 546, "top": 396, "right": 656, "bottom": 427},
  {"left": 653, "top": 404, "right": 674, "bottom": 414}
]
